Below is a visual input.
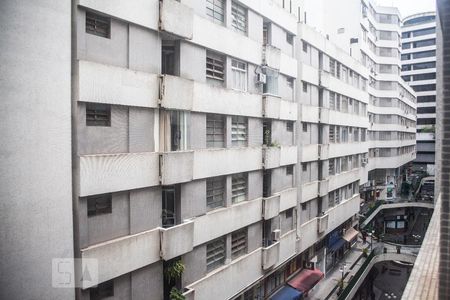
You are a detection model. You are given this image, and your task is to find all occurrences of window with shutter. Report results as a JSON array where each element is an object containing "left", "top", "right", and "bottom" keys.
[
  {"left": 231, "top": 228, "right": 247, "bottom": 259},
  {"left": 87, "top": 194, "right": 112, "bottom": 217},
  {"left": 86, "top": 12, "right": 110, "bottom": 38},
  {"left": 231, "top": 1, "right": 247, "bottom": 34},
  {"left": 206, "top": 0, "right": 225, "bottom": 25},
  {"left": 232, "top": 173, "right": 247, "bottom": 203},
  {"left": 86, "top": 103, "right": 111, "bottom": 127},
  {"left": 206, "top": 52, "right": 225, "bottom": 81},
  {"left": 206, "top": 177, "right": 225, "bottom": 210},
  {"left": 231, "top": 116, "right": 248, "bottom": 146},
  {"left": 206, "top": 114, "right": 225, "bottom": 148},
  {"left": 206, "top": 237, "right": 226, "bottom": 271}
]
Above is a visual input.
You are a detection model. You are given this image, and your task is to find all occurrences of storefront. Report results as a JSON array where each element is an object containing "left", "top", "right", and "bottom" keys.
[
  {"left": 325, "top": 229, "right": 346, "bottom": 272},
  {"left": 342, "top": 227, "right": 359, "bottom": 251}
]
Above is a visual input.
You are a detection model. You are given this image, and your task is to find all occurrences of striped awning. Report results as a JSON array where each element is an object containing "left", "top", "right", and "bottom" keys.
[{"left": 343, "top": 227, "right": 359, "bottom": 242}]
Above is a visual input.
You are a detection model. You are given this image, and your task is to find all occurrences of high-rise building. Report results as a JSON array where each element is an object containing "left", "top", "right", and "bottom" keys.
[
  {"left": 401, "top": 12, "right": 437, "bottom": 175},
  {"left": 0, "top": 1, "right": 418, "bottom": 300},
  {"left": 301, "top": 0, "right": 417, "bottom": 201}
]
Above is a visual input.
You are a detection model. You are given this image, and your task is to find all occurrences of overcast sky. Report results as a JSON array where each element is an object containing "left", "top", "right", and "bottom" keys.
[{"left": 376, "top": 0, "right": 435, "bottom": 19}]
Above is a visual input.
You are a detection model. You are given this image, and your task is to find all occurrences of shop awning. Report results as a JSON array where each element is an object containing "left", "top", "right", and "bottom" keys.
[
  {"left": 287, "top": 268, "right": 324, "bottom": 294},
  {"left": 270, "top": 285, "right": 303, "bottom": 300},
  {"left": 329, "top": 238, "right": 346, "bottom": 252},
  {"left": 343, "top": 227, "right": 359, "bottom": 242}
]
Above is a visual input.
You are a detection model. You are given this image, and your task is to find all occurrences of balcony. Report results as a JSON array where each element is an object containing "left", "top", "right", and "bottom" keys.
[
  {"left": 328, "top": 110, "right": 370, "bottom": 128},
  {"left": 263, "top": 45, "right": 281, "bottom": 70},
  {"left": 160, "top": 147, "right": 262, "bottom": 185},
  {"left": 280, "top": 52, "right": 297, "bottom": 78},
  {"left": 299, "top": 63, "right": 319, "bottom": 85},
  {"left": 78, "top": 60, "right": 159, "bottom": 108},
  {"left": 301, "top": 105, "right": 320, "bottom": 124},
  {"left": 301, "top": 181, "right": 318, "bottom": 203},
  {"left": 78, "top": 0, "right": 159, "bottom": 30},
  {"left": 160, "top": 151, "right": 194, "bottom": 185},
  {"left": 80, "top": 228, "right": 161, "bottom": 288},
  {"left": 279, "top": 187, "right": 297, "bottom": 212},
  {"left": 328, "top": 142, "right": 369, "bottom": 159},
  {"left": 262, "top": 241, "right": 280, "bottom": 270},
  {"left": 161, "top": 75, "right": 262, "bottom": 118},
  {"left": 263, "top": 95, "right": 297, "bottom": 121},
  {"left": 319, "top": 70, "right": 330, "bottom": 87},
  {"left": 277, "top": 230, "right": 297, "bottom": 268},
  {"left": 159, "top": 0, "right": 193, "bottom": 39},
  {"left": 318, "top": 179, "right": 329, "bottom": 197},
  {"left": 263, "top": 145, "right": 297, "bottom": 169},
  {"left": 160, "top": 220, "right": 195, "bottom": 261},
  {"left": 301, "top": 144, "right": 319, "bottom": 162},
  {"left": 317, "top": 213, "right": 329, "bottom": 233},
  {"left": 263, "top": 194, "right": 281, "bottom": 220},
  {"left": 193, "top": 197, "right": 263, "bottom": 246},
  {"left": 328, "top": 169, "right": 361, "bottom": 191},
  {"left": 185, "top": 249, "right": 263, "bottom": 300},
  {"left": 79, "top": 152, "right": 160, "bottom": 197}
]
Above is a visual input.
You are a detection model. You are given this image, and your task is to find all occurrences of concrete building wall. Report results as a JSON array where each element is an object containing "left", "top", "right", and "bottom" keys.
[{"left": 0, "top": 1, "right": 74, "bottom": 300}]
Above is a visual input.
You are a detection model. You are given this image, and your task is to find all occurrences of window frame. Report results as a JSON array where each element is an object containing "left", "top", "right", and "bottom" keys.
[
  {"left": 86, "top": 103, "right": 111, "bottom": 127},
  {"left": 206, "top": 0, "right": 226, "bottom": 25},
  {"left": 231, "top": 228, "right": 248, "bottom": 259},
  {"left": 231, "top": 116, "right": 248, "bottom": 147},
  {"left": 231, "top": 59, "right": 248, "bottom": 91},
  {"left": 232, "top": 173, "right": 247, "bottom": 203},
  {"left": 206, "top": 176, "right": 226, "bottom": 210},
  {"left": 87, "top": 194, "right": 112, "bottom": 217},
  {"left": 206, "top": 52, "right": 225, "bottom": 81},
  {"left": 86, "top": 11, "right": 111, "bottom": 39},
  {"left": 206, "top": 237, "right": 226, "bottom": 272},
  {"left": 206, "top": 114, "right": 226, "bottom": 148},
  {"left": 231, "top": 1, "right": 247, "bottom": 35}
]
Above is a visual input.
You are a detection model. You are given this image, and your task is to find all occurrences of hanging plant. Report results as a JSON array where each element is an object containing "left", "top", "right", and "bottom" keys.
[
  {"left": 169, "top": 287, "right": 185, "bottom": 300},
  {"left": 165, "top": 259, "right": 185, "bottom": 283}
]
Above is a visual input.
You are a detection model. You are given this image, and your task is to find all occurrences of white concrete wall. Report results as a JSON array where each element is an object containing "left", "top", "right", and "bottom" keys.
[{"left": 0, "top": 1, "right": 74, "bottom": 299}]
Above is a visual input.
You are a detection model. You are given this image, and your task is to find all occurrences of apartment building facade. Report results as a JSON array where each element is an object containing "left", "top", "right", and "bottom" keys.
[
  {"left": 401, "top": 12, "right": 437, "bottom": 175},
  {"left": 74, "top": 1, "right": 302, "bottom": 300},
  {"left": 303, "top": 0, "right": 417, "bottom": 201}
]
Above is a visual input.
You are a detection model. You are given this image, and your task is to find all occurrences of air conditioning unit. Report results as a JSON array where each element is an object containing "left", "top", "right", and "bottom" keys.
[
  {"left": 257, "top": 73, "right": 267, "bottom": 84},
  {"left": 271, "top": 229, "right": 281, "bottom": 242}
]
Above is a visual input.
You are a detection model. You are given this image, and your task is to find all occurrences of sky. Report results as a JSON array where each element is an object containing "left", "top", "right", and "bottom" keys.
[{"left": 376, "top": 0, "right": 436, "bottom": 19}]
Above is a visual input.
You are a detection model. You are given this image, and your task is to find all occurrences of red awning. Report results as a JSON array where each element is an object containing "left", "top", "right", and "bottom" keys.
[{"left": 288, "top": 268, "right": 324, "bottom": 294}]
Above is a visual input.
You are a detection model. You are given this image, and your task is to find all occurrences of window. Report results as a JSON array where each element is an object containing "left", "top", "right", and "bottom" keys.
[
  {"left": 412, "top": 61, "right": 436, "bottom": 70},
  {"left": 207, "top": 177, "right": 225, "bottom": 209},
  {"left": 207, "top": 237, "right": 226, "bottom": 271},
  {"left": 302, "top": 41, "right": 308, "bottom": 52},
  {"left": 232, "top": 173, "right": 247, "bottom": 203},
  {"left": 231, "top": 59, "right": 247, "bottom": 91},
  {"left": 87, "top": 194, "right": 112, "bottom": 217},
  {"left": 413, "top": 50, "right": 435, "bottom": 59},
  {"left": 329, "top": 59, "right": 336, "bottom": 76},
  {"left": 90, "top": 280, "right": 114, "bottom": 300},
  {"left": 231, "top": 116, "right": 248, "bottom": 146},
  {"left": 287, "top": 33, "right": 294, "bottom": 45},
  {"left": 286, "top": 208, "right": 294, "bottom": 218},
  {"left": 412, "top": 84, "right": 436, "bottom": 92},
  {"left": 206, "top": 0, "right": 225, "bottom": 25},
  {"left": 263, "top": 68, "right": 279, "bottom": 95},
  {"left": 206, "top": 114, "right": 225, "bottom": 148},
  {"left": 302, "top": 123, "right": 308, "bottom": 132},
  {"left": 206, "top": 52, "right": 225, "bottom": 81},
  {"left": 328, "top": 159, "right": 335, "bottom": 175},
  {"left": 329, "top": 92, "right": 336, "bottom": 110},
  {"left": 329, "top": 126, "right": 335, "bottom": 143},
  {"left": 86, "top": 103, "right": 111, "bottom": 127},
  {"left": 412, "top": 73, "right": 436, "bottom": 81},
  {"left": 231, "top": 228, "right": 247, "bottom": 259},
  {"left": 162, "top": 43, "right": 177, "bottom": 75},
  {"left": 286, "top": 121, "right": 294, "bottom": 132},
  {"left": 286, "top": 165, "right": 294, "bottom": 175},
  {"left": 301, "top": 203, "right": 307, "bottom": 211},
  {"left": 413, "top": 27, "right": 435, "bottom": 37},
  {"left": 302, "top": 82, "right": 308, "bottom": 92},
  {"left": 413, "top": 39, "right": 436, "bottom": 48},
  {"left": 160, "top": 110, "right": 189, "bottom": 151},
  {"left": 231, "top": 1, "right": 247, "bottom": 34},
  {"left": 302, "top": 163, "right": 307, "bottom": 172},
  {"left": 86, "top": 12, "right": 110, "bottom": 38},
  {"left": 162, "top": 186, "right": 176, "bottom": 228}
]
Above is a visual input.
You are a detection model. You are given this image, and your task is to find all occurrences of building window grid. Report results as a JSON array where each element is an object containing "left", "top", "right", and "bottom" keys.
[
  {"left": 207, "top": 177, "right": 225, "bottom": 209},
  {"left": 232, "top": 173, "right": 247, "bottom": 203},
  {"left": 206, "top": 0, "right": 225, "bottom": 25},
  {"left": 86, "top": 12, "right": 110, "bottom": 38},
  {"left": 231, "top": 1, "right": 247, "bottom": 34},
  {"left": 231, "top": 228, "right": 248, "bottom": 259},
  {"left": 86, "top": 103, "right": 111, "bottom": 127},
  {"left": 231, "top": 116, "right": 248, "bottom": 146},
  {"left": 206, "top": 237, "right": 226, "bottom": 271},
  {"left": 206, "top": 54, "right": 225, "bottom": 81},
  {"left": 231, "top": 59, "right": 247, "bottom": 91},
  {"left": 207, "top": 114, "right": 225, "bottom": 148},
  {"left": 87, "top": 194, "right": 112, "bottom": 217}
]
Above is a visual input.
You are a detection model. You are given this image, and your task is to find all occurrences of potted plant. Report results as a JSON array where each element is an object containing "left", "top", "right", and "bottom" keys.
[
  {"left": 362, "top": 247, "right": 369, "bottom": 258},
  {"left": 165, "top": 259, "right": 186, "bottom": 300}
]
